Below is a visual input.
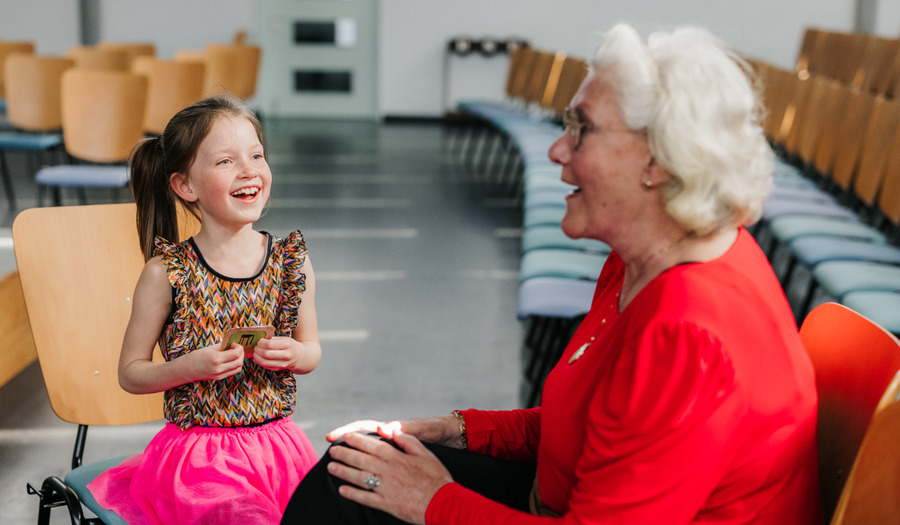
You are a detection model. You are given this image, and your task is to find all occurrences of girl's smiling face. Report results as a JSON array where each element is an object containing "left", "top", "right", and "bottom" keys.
[{"left": 173, "top": 115, "right": 272, "bottom": 229}]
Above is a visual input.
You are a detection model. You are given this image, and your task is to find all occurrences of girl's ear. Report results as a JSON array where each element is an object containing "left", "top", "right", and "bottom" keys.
[{"left": 170, "top": 172, "right": 198, "bottom": 202}]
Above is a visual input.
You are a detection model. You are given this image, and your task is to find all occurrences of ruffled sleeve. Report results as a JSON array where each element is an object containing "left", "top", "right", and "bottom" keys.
[
  {"left": 153, "top": 236, "right": 189, "bottom": 290},
  {"left": 277, "top": 230, "right": 308, "bottom": 333}
]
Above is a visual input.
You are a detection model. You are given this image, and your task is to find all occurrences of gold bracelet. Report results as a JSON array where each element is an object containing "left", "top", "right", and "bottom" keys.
[{"left": 451, "top": 410, "right": 468, "bottom": 450}]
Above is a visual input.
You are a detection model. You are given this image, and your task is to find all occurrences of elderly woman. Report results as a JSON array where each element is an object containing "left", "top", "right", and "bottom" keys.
[{"left": 282, "top": 23, "right": 821, "bottom": 524}]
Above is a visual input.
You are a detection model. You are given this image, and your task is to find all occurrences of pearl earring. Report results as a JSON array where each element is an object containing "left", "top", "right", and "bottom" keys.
[{"left": 643, "top": 180, "right": 653, "bottom": 188}]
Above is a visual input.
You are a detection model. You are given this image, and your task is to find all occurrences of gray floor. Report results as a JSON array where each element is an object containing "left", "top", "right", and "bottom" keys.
[{"left": 0, "top": 118, "right": 527, "bottom": 524}]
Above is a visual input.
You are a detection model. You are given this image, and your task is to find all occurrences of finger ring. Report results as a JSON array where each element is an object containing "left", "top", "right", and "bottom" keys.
[{"left": 362, "top": 474, "right": 381, "bottom": 490}]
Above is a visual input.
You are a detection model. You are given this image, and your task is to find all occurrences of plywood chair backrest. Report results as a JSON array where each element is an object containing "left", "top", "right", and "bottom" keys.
[
  {"left": 797, "top": 76, "right": 841, "bottom": 167},
  {"left": 853, "top": 96, "right": 900, "bottom": 207},
  {"left": 132, "top": 56, "right": 205, "bottom": 135},
  {"left": 202, "top": 44, "right": 241, "bottom": 97},
  {"left": 828, "top": 88, "right": 876, "bottom": 191},
  {"left": 232, "top": 44, "right": 261, "bottom": 99},
  {"left": 795, "top": 27, "right": 823, "bottom": 75},
  {"left": 521, "top": 50, "right": 556, "bottom": 106},
  {"left": 3, "top": 54, "right": 74, "bottom": 132},
  {"left": 60, "top": 68, "right": 148, "bottom": 163},
  {"left": 858, "top": 36, "right": 900, "bottom": 96},
  {"left": 812, "top": 81, "right": 854, "bottom": 177},
  {"left": 830, "top": 371, "right": 900, "bottom": 525},
  {"left": 758, "top": 65, "right": 795, "bottom": 141},
  {"left": 97, "top": 41, "right": 155, "bottom": 67},
  {"left": 504, "top": 45, "right": 530, "bottom": 100},
  {"left": 12, "top": 203, "right": 164, "bottom": 426},
  {"left": 874, "top": 123, "right": 900, "bottom": 228},
  {"left": 782, "top": 75, "right": 816, "bottom": 157},
  {"left": 799, "top": 302, "right": 900, "bottom": 523},
  {"left": 66, "top": 45, "right": 130, "bottom": 71},
  {"left": 550, "top": 56, "right": 588, "bottom": 117},
  {"left": 0, "top": 40, "right": 35, "bottom": 98}
]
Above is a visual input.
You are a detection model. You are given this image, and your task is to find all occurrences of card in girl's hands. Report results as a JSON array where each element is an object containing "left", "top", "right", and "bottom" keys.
[{"left": 221, "top": 325, "right": 275, "bottom": 354}]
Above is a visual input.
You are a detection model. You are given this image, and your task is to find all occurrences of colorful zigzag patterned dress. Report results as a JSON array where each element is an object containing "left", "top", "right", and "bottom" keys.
[{"left": 88, "top": 230, "right": 318, "bottom": 525}]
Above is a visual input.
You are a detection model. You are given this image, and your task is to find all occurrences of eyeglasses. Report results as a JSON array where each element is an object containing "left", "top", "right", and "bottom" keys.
[{"left": 561, "top": 106, "right": 641, "bottom": 150}]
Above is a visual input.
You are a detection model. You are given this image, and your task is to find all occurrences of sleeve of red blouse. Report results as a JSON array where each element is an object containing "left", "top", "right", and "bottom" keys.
[
  {"left": 459, "top": 407, "right": 541, "bottom": 461},
  {"left": 427, "top": 320, "right": 739, "bottom": 525}
]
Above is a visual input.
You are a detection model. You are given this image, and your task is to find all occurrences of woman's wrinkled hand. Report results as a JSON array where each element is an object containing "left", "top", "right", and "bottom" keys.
[{"left": 327, "top": 430, "right": 453, "bottom": 525}]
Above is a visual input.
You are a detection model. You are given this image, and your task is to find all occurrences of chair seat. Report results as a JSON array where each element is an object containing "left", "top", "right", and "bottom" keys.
[
  {"left": 0, "top": 131, "right": 62, "bottom": 150},
  {"left": 65, "top": 454, "right": 131, "bottom": 525},
  {"left": 840, "top": 291, "right": 900, "bottom": 335},
  {"left": 769, "top": 216, "right": 885, "bottom": 244},
  {"left": 762, "top": 199, "right": 861, "bottom": 221},
  {"left": 517, "top": 276, "right": 596, "bottom": 319},
  {"left": 791, "top": 237, "right": 900, "bottom": 267},
  {"left": 813, "top": 261, "right": 900, "bottom": 298},
  {"left": 35, "top": 164, "right": 130, "bottom": 188},
  {"left": 522, "top": 225, "right": 610, "bottom": 253},
  {"left": 520, "top": 248, "right": 608, "bottom": 281},
  {"left": 523, "top": 206, "right": 566, "bottom": 229}
]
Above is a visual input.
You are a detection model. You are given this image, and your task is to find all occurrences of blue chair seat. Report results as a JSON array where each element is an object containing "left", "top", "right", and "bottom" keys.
[
  {"left": 64, "top": 454, "right": 131, "bottom": 525},
  {"left": 517, "top": 276, "right": 596, "bottom": 320},
  {"left": 35, "top": 164, "right": 130, "bottom": 188},
  {"left": 813, "top": 260, "right": 900, "bottom": 298},
  {"left": 520, "top": 249, "right": 608, "bottom": 281},
  {"left": 762, "top": 199, "right": 861, "bottom": 222},
  {"left": 840, "top": 291, "right": 900, "bottom": 335},
  {"left": 0, "top": 131, "right": 62, "bottom": 150},
  {"left": 769, "top": 216, "right": 885, "bottom": 244},
  {"left": 790, "top": 237, "right": 900, "bottom": 267},
  {"left": 522, "top": 225, "right": 610, "bottom": 253},
  {"left": 524, "top": 206, "right": 566, "bottom": 229}
]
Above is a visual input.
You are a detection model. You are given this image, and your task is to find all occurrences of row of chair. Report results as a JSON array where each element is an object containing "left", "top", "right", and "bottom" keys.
[
  {"left": 795, "top": 27, "right": 900, "bottom": 98},
  {"left": 452, "top": 37, "right": 900, "bottom": 524},
  {"left": 0, "top": 38, "right": 261, "bottom": 210},
  {"left": 751, "top": 59, "right": 900, "bottom": 334}
]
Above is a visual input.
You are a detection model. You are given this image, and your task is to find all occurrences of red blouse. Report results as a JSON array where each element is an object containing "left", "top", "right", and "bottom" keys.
[{"left": 427, "top": 229, "right": 822, "bottom": 524}]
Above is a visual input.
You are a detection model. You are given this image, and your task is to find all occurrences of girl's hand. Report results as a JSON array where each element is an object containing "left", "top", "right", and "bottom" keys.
[
  {"left": 252, "top": 336, "right": 304, "bottom": 371},
  {"left": 327, "top": 430, "right": 453, "bottom": 525},
  {"left": 182, "top": 343, "right": 245, "bottom": 382},
  {"left": 327, "top": 415, "right": 464, "bottom": 449}
]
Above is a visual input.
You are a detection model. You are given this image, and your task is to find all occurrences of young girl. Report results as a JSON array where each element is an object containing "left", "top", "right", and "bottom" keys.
[{"left": 88, "top": 94, "right": 321, "bottom": 524}]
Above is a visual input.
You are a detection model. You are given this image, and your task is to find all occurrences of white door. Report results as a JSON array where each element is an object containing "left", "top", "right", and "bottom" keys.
[{"left": 255, "top": 0, "right": 378, "bottom": 119}]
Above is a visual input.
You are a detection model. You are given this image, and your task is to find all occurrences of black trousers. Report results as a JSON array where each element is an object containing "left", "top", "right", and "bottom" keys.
[{"left": 281, "top": 440, "right": 536, "bottom": 524}]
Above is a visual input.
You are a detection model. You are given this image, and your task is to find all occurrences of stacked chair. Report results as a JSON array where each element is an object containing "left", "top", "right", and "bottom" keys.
[
  {"left": 0, "top": 53, "right": 73, "bottom": 211},
  {"left": 451, "top": 45, "right": 604, "bottom": 406},
  {"left": 753, "top": 28, "right": 900, "bottom": 333}
]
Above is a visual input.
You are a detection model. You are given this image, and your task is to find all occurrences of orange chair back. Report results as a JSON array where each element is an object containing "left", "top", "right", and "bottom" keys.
[
  {"left": 66, "top": 45, "right": 130, "bottom": 71},
  {"left": 0, "top": 40, "right": 35, "bottom": 98},
  {"left": 799, "top": 302, "right": 900, "bottom": 523},
  {"left": 132, "top": 56, "right": 205, "bottom": 135}
]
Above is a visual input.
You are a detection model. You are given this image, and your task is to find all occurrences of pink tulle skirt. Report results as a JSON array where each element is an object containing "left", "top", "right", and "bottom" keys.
[{"left": 87, "top": 417, "right": 318, "bottom": 525}]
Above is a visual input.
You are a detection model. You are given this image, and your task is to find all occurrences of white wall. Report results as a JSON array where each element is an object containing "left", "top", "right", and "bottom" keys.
[
  {"left": 0, "top": 0, "right": 872, "bottom": 118},
  {"left": 379, "top": 0, "right": 857, "bottom": 117}
]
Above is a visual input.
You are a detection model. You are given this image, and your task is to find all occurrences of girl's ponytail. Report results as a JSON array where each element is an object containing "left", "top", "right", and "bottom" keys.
[{"left": 130, "top": 136, "right": 177, "bottom": 261}]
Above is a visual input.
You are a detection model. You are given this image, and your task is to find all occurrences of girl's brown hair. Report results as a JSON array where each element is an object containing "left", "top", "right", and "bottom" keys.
[{"left": 130, "top": 93, "right": 265, "bottom": 260}]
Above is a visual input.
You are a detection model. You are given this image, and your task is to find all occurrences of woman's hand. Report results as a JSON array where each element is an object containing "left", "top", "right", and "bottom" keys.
[
  {"left": 327, "top": 415, "right": 465, "bottom": 449},
  {"left": 327, "top": 430, "right": 453, "bottom": 525},
  {"left": 252, "top": 336, "right": 320, "bottom": 374}
]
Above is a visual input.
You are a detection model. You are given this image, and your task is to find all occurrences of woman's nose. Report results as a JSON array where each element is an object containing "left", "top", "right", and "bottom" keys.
[{"left": 548, "top": 133, "right": 571, "bottom": 165}]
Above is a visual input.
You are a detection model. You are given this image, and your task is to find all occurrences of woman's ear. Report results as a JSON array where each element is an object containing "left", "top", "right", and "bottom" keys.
[{"left": 170, "top": 172, "right": 198, "bottom": 202}]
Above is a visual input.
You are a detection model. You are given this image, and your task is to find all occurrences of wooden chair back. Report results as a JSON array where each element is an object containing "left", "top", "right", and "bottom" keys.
[
  {"left": 132, "top": 56, "right": 205, "bottom": 135},
  {"left": 796, "top": 76, "right": 840, "bottom": 168},
  {"left": 539, "top": 50, "right": 567, "bottom": 110},
  {"left": 66, "top": 45, "right": 130, "bottom": 71},
  {"left": 508, "top": 47, "right": 539, "bottom": 103},
  {"left": 12, "top": 203, "right": 164, "bottom": 426},
  {"left": 799, "top": 302, "right": 900, "bottom": 523},
  {"left": 0, "top": 40, "right": 35, "bottom": 98},
  {"left": 760, "top": 66, "right": 801, "bottom": 145},
  {"left": 60, "top": 68, "right": 148, "bottom": 163},
  {"left": 232, "top": 44, "right": 261, "bottom": 99},
  {"left": 549, "top": 56, "right": 588, "bottom": 117},
  {"left": 828, "top": 89, "right": 876, "bottom": 191},
  {"left": 830, "top": 372, "right": 900, "bottom": 524},
  {"left": 3, "top": 54, "right": 74, "bottom": 132},
  {"left": 97, "top": 41, "right": 155, "bottom": 67},
  {"left": 875, "top": 124, "right": 900, "bottom": 229},
  {"left": 852, "top": 96, "right": 900, "bottom": 207},
  {"left": 522, "top": 50, "right": 556, "bottom": 106},
  {"left": 812, "top": 82, "right": 854, "bottom": 178},
  {"left": 795, "top": 28, "right": 823, "bottom": 75}
]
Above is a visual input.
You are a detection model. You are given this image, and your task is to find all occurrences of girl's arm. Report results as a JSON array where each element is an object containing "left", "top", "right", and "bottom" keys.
[
  {"left": 253, "top": 257, "right": 321, "bottom": 375},
  {"left": 118, "top": 256, "right": 245, "bottom": 394}
]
